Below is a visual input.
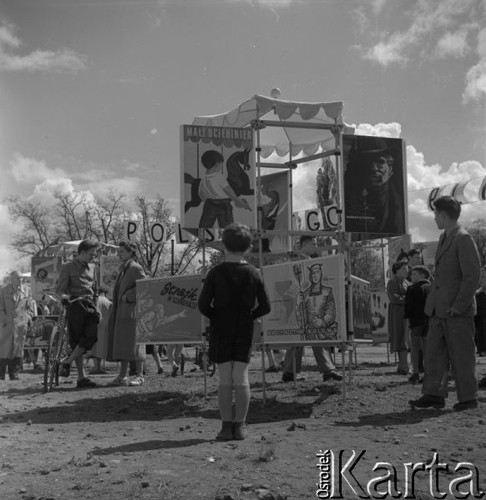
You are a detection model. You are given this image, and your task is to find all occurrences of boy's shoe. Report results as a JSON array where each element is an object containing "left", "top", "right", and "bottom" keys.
[
  {"left": 171, "top": 365, "right": 179, "bottom": 377},
  {"left": 216, "top": 421, "right": 233, "bottom": 441},
  {"left": 157, "top": 367, "right": 164, "bottom": 374},
  {"left": 265, "top": 365, "right": 279, "bottom": 373},
  {"left": 76, "top": 378, "right": 97, "bottom": 389},
  {"left": 323, "top": 370, "right": 343, "bottom": 382},
  {"left": 408, "top": 373, "right": 420, "bottom": 384},
  {"left": 409, "top": 394, "right": 445, "bottom": 409},
  {"left": 108, "top": 376, "right": 128, "bottom": 386},
  {"left": 453, "top": 399, "right": 478, "bottom": 411},
  {"left": 128, "top": 376, "right": 144, "bottom": 387},
  {"left": 233, "top": 422, "right": 248, "bottom": 440},
  {"left": 59, "top": 361, "right": 71, "bottom": 378}
]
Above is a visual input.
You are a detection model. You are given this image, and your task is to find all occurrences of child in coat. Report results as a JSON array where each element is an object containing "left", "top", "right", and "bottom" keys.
[{"left": 198, "top": 223, "right": 271, "bottom": 440}]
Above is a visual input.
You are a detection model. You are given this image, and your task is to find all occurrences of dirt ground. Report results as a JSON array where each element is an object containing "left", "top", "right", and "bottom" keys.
[{"left": 1, "top": 345, "right": 485, "bottom": 500}]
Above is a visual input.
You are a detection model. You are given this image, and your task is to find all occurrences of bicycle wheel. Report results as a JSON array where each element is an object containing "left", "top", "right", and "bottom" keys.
[{"left": 43, "top": 326, "right": 65, "bottom": 392}]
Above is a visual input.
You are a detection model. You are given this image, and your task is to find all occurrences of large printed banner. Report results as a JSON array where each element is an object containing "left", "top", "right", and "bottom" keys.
[
  {"left": 181, "top": 125, "right": 256, "bottom": 230},
  {"left": 350, "top": 275, "right": 372, "bottom": 339},
  {"left": 343, "top": 135, "right": 407, "bottom": 237},
  {"left": 427, "top": 176, "right": 486, "bottom": 210},
  {"left": 136, "top": 274, "right": 203, "bottom": 344},
  {"left": 262, "top": 254, "right": 346, "bottom": 343},
  {"left": 31, "top": 256, "right": 62, "bottom": 300}
]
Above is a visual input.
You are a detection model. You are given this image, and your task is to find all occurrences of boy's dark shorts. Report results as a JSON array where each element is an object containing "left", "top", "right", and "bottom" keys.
[{"left": 66, "top": 300, "right": 100, "bottom": 351}]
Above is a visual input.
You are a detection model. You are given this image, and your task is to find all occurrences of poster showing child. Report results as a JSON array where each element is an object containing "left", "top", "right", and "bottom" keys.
[
  {"left": 262, "top": 254, "right": 346, "bottom": 343},
  {"left": 181, "top": 125, "right": 256, "bottom": 230},
  {"left": 31, "top": 256, "right": 62, "bottom": 300},
  {"left": 100, "top": 253, "right": 122, "bottom": 299},
  {"left": 136, "top": 274, "right": 203, "bottom": 343}
]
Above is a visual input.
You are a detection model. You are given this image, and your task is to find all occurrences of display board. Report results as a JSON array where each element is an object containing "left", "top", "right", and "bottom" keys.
[
  {"left": 181, "top": 124, "right": 256, "bottom": 230},
  {"left": 343, "top": 135, "right": 407, "bottom": 237},
  {"left": 350, "top": 275, "right": 372, "bottom": 339},
  {"left": 370, "top": 289, "right": 390, "bottom": 344},
  {"left": 31, "top": 256, "right": 62, "bottom": 300},
  {"left": 135, "top": 274, "right": 203, "bottom": 344},
  {"left": 262, "top": 254, "right": 346, "bottom": 343}
]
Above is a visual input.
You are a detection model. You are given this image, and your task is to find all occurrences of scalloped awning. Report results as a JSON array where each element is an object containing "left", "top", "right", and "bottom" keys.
[{"left": 192, "top": 94, "right": 354, "bottom": 159}]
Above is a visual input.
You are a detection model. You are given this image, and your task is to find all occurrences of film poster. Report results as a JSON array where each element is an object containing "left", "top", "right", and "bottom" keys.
[
  {"left": 181, "top": 124, "right": 256, "bottom": 230},
  {"left": 31, "top": 256, "right": 62, "bottom": 300},
  {"left": 136, "top": 274, "right": 203, "bottom": 344},
  {"left": 350, "top": 275, "right": 372, "bottom": 339},
  {"left": 262, "top": 254, "right": 346, "bottom": 343}
]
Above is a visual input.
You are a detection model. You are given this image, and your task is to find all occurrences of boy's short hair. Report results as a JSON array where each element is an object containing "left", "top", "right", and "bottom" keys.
[
  {"left": 392, "top": 261, "right": 408, "bottom": 274},
  {"left": 433, "top": 195, "right": 461, "bottom": 220},
  {"left": 412, "top": 265, "right": 431, "bottom": 280},
  {"left": 201, "top": 150, "right": 224, "bottom": 170},
  {"left": 407, "top": 248, "right": 421, "bottom": 258},
  {"left": 78, "top": 239, "right": 99, "bottom": 255},
  {"left": 222, "top": 223, "right": 252, "bottom": 253},
  {"left": 118, "top": 240, "right": 138, "bottom": 257}
]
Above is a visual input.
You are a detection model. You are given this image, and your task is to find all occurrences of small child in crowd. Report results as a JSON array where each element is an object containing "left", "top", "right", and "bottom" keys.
[
  {"left": 404, "top": 265, "right": 431, "bottom": 383},
  {"left": 198, "top": 223, "right": 271, "bottom": 441}
]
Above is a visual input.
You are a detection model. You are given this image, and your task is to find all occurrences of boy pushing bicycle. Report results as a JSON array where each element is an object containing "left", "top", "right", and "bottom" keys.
[{"left": 56, "top": 240, "right": 100, "bottom": 389}]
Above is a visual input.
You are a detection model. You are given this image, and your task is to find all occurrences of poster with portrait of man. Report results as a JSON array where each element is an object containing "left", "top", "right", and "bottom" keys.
[
  {"left": 31, "top": 256, "right": 62, "bottom": 300},
  {"left": 262, "top": 254, "right": 346, "bottom": 343},
  {"left": 181, "top": 125, "right": 256, "bottom": 230},
  {"left": 343, "top": 135, "right": 407, "bottom": 237},
  {"left": 135, "top": 274, "right": 203, "bottom": 344}
]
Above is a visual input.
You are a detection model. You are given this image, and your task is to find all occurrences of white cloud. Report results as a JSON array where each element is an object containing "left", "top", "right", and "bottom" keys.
[
  {"left": 0, "top": 22, "right": 86, "bottom": 73},
  {"left": 463, "top": 27, "right": 486, "bottom": 102},
  {"left": 435, "top": 29, "right": 470, "bottom": 58}
]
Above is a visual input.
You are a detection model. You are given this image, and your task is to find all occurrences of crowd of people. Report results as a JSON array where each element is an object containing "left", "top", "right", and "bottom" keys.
[{"left": 1, "top": 195, "right": 486, "bottom": 440}]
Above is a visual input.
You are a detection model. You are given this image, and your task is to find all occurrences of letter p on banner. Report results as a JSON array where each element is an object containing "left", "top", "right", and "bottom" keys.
[
  {"left": 123, "top": 220, "right": 139, "bottom": 242},
  {"left": 150, "top": 222, "right": 167, "bottom": 244}
]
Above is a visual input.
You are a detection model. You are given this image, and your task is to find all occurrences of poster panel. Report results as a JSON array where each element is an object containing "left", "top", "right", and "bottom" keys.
[
  {"left": 136, "top": 274, "right": 203, "bottom": 343},
  {"left": 343, "top": 135, "right": 407, "bottom": 237},
  {"left": 31, "top": 256, "right": 62, "bottom": 300},
  {"left": 100, "top": 254, "right": 122, "bottom": 299},
  {"left": 262, "top": 254, "right": 346, "bottom": 343},
  {"left": 181, "top": 125, "right": 256, "bottom": 230},
  {"left": 370, "top": 289, "right": 389, "bottom": 344},
  {"left": 253, "top": 170, "right": 290, "bottom": 254},
  {"left": 350, "top": 275, "right": 372, "bottom": 339}
]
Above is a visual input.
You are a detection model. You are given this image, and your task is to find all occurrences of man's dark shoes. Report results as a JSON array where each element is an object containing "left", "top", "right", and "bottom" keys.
[
  {"left": 323, "top": 370, "right": 343, "bottom": 382},
  {"left": 478, "top": 376, "right": 486, "bottom": 389},
  {"left": 281, "top": 372, "right": 294, "bottom": 382},
  {"left": 409, "top": 394, "right": 445, "bottom": 409},
  {"left": 408, "top": 373, "right": 420, "bottom": 384},
  {"left": 59, "top": 361, "right": 71, "bottom": 378},
  {"left": 453, "top": 399, "right": 478, "bottom": 411},
  {"left": 76, "top": 378, "right": 97, "bottom": 389}
]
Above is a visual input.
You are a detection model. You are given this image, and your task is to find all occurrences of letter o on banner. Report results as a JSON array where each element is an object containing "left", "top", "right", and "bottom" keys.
[{"left": 150, "top": 222, "right": 166, "bottom": 244}]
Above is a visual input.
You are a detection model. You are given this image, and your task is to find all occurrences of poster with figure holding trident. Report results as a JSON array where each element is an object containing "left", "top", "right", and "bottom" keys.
[
  {"left": 262, "top": 254, "right": 346, "bottom": 343},
  {"left": 181, "top": 124, "right": 256, "bottom": 230}
]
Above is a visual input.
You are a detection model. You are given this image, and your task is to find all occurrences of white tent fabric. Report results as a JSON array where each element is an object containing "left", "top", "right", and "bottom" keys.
[{"left": 192, "top": 94, "right": 354, "bottom": 159}]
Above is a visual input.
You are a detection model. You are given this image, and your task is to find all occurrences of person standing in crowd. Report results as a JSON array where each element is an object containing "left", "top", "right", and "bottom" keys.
[
  {"left": 410, "top": 196, "right": 481, "bottom": 410},
  {"left": 88, "top": 287, "right": 112, "bottom": 374},
  {"left": 107, "top": 241, "right": 147, "bottom": 387},
  {"left": 0, "top": 272, "right": 34, "bottom": 381},
  {"left": 474, "top": 268, "right": 486, "bottom": 356},
  {"left": 387, "top": 261, "right": 410, "bottom": 375},
  {"left": 57, "top": 240, "right": 101, "bottom": 389},
  {"left": 198, "top": 223, "right": 271, "bottom": 441},
  {"left": 281, "top": 235, "right": 342, "bottom": 383},
  {"left": 404, "top": 265, "right": 431, "bottom": 383}
]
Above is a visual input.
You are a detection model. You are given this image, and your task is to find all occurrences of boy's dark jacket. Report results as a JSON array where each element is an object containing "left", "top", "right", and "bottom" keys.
[{"left": 404, "top": 279, "right": 430, "bottom": 327}]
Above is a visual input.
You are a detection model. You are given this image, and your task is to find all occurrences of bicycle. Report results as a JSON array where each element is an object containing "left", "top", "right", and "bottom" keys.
[{"left": 42, "top": 293, "right": 91, "bottom": 393}]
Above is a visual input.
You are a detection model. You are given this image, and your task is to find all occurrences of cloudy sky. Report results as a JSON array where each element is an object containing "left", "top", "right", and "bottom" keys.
[{"left": 1, "top": 0, "right": 485, "bottom": 275}]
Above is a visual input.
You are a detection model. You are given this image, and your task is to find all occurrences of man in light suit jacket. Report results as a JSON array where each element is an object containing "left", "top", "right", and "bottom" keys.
[{"left": 410, "top": 196, "right": 480, "bottom": 411}]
